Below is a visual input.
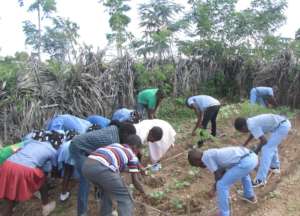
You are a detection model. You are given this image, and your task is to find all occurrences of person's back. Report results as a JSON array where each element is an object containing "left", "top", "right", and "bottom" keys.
[
  {"left": 47, "top": 114, "right": 92, "bottom": 134},
  {"left": 112, "top": 108, "right": 134, "bottom": 122},
  {"left": 187, "top": 95, "right": 220, "bottom": 111},
  {"left": 137, "top": 88, "right": 158, "bottom": 107},
  {"left": 86, "top": 115, "right": 110, "bottom": 128},
  {"left": 247, "top": 114, "right": 287, "bottom": 137}
]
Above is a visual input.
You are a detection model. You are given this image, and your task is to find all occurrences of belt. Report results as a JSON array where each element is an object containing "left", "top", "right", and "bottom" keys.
[
  {"left": 240, "top": 151, "right": 253, "bottom": 160},
  {"left": 273, "top": 119, "right": 287, "bottom": 131}
]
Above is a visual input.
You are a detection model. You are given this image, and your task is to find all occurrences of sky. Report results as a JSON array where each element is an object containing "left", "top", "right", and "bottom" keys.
[{"left": 0, "top": 0, "right": 299, "bottom": 56}]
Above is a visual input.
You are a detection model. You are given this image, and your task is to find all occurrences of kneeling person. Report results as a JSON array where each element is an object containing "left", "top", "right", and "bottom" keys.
[
  {"left": 188, "top": 147, "right": 258, "bottom": 216},
  {"left": 82, "top": 135, "right": 145, "bottom": 216}
]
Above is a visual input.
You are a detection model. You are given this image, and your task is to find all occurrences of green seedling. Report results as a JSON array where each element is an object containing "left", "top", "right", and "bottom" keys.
[
  {"left": 149, "top": 191, "right": 165, "bottom": 200},
  {"left": 171, "top": 197, "right": 184, "bottom": 209}
]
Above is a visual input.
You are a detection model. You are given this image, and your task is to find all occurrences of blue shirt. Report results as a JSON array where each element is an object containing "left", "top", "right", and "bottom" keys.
[
  {"left": 247, "top": 114, "right": 287, "bottom": 139},
  {"left": 187, "top": 95, "right": 220, "bottom": 112},
  {"left": 86, "top": 115, "right": 111, "bottom": 128},
  {"left": 47, "top": 114, "right": 92, "bottom": 134},
  {"left": 202, "top": 147, "right": 250, "bottom": 172},
  {"left": 253, "top": 87, "right": 273, "bottom": 97},
  {"left": 112, "top": 108, "right": 134, "bottom": 122},
  {"left": 8, "top": 140, "right": 57, "bottom": 172}
]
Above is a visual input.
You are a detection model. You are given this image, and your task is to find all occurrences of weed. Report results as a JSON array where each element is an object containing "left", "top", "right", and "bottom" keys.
[
  {"left": 149, "top": 191, "right": 165, "bottom": 200},
  {"left": 171, "top": 197, "right": 184, "bottom": 209}
]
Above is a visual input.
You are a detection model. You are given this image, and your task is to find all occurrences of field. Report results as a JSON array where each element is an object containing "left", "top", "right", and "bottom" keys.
[{"left": 4, "top": 101, "right": 300, "bottom": 216}]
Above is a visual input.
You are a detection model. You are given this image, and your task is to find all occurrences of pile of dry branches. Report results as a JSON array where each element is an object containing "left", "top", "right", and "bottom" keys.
[
  {"left": 253, "top": 50, "right": 300, "bottom": 108},
  {"left": 0, "top": 50, "right": 135, "bottom": 144}
]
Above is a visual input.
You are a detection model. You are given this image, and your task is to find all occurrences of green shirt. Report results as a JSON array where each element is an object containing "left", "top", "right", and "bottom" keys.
[
  {"left": 0, "top": 142, "right": 23, "bottom": 164},
  {"left": 137, "top": 88, "right": 159, "bottom": 109}
]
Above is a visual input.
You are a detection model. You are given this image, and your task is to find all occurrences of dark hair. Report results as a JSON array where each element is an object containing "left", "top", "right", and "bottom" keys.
[
  {"left": 86, "top": 124, "right": 101, "bottom": 133},
  {"left": 188, "top": 150, "right": 203, "bottom": 166},
  {"left": 149, "top": 126, "right": 163, "bottom": 141},
  {"left": 66, "top": 130, "right": 79, "bottom": 141},
  {"left": 117, "top": 122, "right": 136, "bottom": 143},
  {"left": 45, "top": 130, "right": 64, "bottom": 149},
  {"left": 156, "top": 89, "right": 165, "bottom": 99},
  {"left": 124, "top": 134, "right": 142, "bottom": 148},
  {"left": 234, "top": 117, "right": 247, "bottom": 131},
  {"left": 185, "top": 96, "right": 192, "bottom": 108}
]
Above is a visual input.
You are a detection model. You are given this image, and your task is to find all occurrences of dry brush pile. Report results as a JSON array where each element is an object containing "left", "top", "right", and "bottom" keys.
[{"left": 0, "top": 49, "right": 299, "bottom": 145}]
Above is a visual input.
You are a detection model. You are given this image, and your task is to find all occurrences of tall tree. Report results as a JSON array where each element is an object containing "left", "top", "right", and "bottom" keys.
[
  {"left": 136, "top": 0, "right": 183, "bottom": 60},
  {"left": 19, "top": 0, "right": 57, "bottom": 61},
  {"left": 42, "top": 17, "right": 80, "bottom": 62},
  {"left": 100, "top": 0, "right": 132, "bottom": 57}
]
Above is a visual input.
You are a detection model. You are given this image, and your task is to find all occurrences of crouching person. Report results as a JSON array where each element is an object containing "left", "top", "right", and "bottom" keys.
[
  {"left": 0, "top": 130, "right": 63, "bottom": 216},
  {"left": 188, "top": 147, "right": 258, "bottom": 216},
  {"left": 82, "top": 134, "right": 145, "bottom": 216}
]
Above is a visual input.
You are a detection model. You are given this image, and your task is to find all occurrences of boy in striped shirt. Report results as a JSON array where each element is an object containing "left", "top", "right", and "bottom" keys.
[{"left": 82, "top": 134, "right": 145, "bottom": 216}]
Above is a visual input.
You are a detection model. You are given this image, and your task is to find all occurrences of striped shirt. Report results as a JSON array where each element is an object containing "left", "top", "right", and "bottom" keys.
[{"left": 89, "top": 143, "right": 139, "bottom": 173}]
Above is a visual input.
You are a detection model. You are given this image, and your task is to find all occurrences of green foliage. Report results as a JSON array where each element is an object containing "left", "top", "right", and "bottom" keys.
[
  {"left": 220, "top": 102, "right": 297, "bottom": 120},
  {"left": 101, "top": 0, "right": 132, "bottom": 56},
  {"left": 149, "top": 191, "right": 165, "bottom": 200},
  {"left": 136, "top": 0, "right": 183, "bottom": 59},
  {"left": 171, "top": 179, "right": 190, "bottom": 190},
  {"left": 171, "top": 197, "right": 184, "bottom": 209},
  {"left": 42, "top": 17, "right": 80, "bottom": 62},
  {"left": 134, "top": 63, "right": 174, "bottom": 94}
]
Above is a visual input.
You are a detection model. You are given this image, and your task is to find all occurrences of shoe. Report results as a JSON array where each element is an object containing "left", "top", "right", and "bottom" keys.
[
  {"left": 270, "top": 168, "right": 280, "bottom": 174},
  {"left": 239, "top": 195, "right": 257, "bottom": 204},
  {"left": 237, "top": 190, "right": 257, "bottom": 204},
  {"left": 42, "top": 201, "right": 56, "bottom": 216},
  {"left": 59, "top": 192, "right": 70, "bottom": 202},
  {"left": 151, "top": 163, "right": 162, "bottom": 172},
  {"left": 252, "top": 179, "right": 267, "bottom": 188}
]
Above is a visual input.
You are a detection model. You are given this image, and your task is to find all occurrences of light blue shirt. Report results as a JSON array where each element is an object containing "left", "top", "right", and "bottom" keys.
[
  {"left": 86, "top": 115, "right": 111, "bottom": 128},
  {"left": 187, "top": 95, "right": 220, "bottom": 112},
  {"left": 247, "top": 114, "right": 287, "bottom": 139},
  {"left": 202, "top": 147, "right": 250, "bottom": 172},
  {"left": 47, "top": 114, "right": 92, "bottom": 134},
  {"left": 112, "top": 108, "right": 134, "bottom": 122},
  {"left": 253, "top": 87, "right": 274, "bottom": 97},
  {"left": 8, "top": 140, "right": 57, "bottom": 172}
]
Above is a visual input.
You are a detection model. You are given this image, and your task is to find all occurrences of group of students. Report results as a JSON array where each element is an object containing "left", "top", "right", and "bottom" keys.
[{"left": 0, "top": 86, "right": 291, "bottom": 216}]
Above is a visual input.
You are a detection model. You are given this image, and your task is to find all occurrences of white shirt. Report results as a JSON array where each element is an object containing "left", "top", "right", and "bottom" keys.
[
  {"left": 202, "top": 147, "right": 250, "bottom": 172},
  {"left": 134, "top": 119, "right": 176, "bottom": 163},
  {"left": 247, "top": 114, "right": 287, "bottom": 139},
  {"left": 187, "top": 95, "right": 220, "bottom": 112}
]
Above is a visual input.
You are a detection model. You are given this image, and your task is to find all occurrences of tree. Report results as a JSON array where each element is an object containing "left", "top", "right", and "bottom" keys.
[
  {"left": 20, "top": 0, "right": 57, "bottom": 61},
  {"left": 100, "top": 0, "right": 132, "bottom": 57},
  {"left": 42, "top": 17, "right": 80, "bottom": 62},
  {"left": 136, "top": 0, "right": 184, "bottom": 60}
]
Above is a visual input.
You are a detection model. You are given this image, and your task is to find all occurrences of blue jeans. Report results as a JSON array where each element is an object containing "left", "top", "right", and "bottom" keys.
[
  {"left": 69, "top": 144, "right": 90, "bottom": 216},
  {"left": 250, "top": 88, "right": 266, "bottom": 106},
  {"left": 216, "top": 153, "right": 258, "bottom": 216},
  {"left": 136, "top": 103, "right": 147, "bottom": 120},
  {"left": 256, "top": 121, "right": 291, "bottom": 181},
  {"left": 82, "top": 158, "right": 133, "bottom": 216}
]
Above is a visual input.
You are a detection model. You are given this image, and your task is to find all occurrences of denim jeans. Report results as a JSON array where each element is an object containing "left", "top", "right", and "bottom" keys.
[
  {"left": 256, "top": 120, "right": 291, "bottom": 181},
  {"left": 250, "top": 88, "right": 266, "bottom": 107},
  {"left": 82, "top": 158, "right": 133, "bottom": 216},
  {"left": 216, "top": 153, "right": 258, "bottom": 216},
  {"left": 136, "top": 103, "right": 147, "bottom": 120},
  {"left": 69, "top": 143, "right": 90, "bottom": 216}
]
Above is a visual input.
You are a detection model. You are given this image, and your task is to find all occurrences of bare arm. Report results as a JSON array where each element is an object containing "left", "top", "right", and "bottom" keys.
[
  {"left": 147, "top": 108, "right": 155, "bottom": 119},
  {"left": 192, "top": 106, "right": 203, "bottom": 136},
  {"left": 131, "top": 173, "right": 145, "bottom": 194},
  {"left": 243, "top": 134, "right": 254, "bottom": 147},
  {"left": 254, "top": 136, "right": 268, "bottom": 154}
]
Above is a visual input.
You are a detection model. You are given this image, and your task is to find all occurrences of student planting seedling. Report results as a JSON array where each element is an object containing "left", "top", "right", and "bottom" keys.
[
  {"left": 249, "top": 86, "right": 277, "bottom": 108},
  {"left": 188, "top": 146, "right": 258, "bottom": 216},
  {"left": 186, "top": 95, "right": 220, "bottom": 137},
  {"left": 234, "top": 114, "right": 291, "bottom": 187}
]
